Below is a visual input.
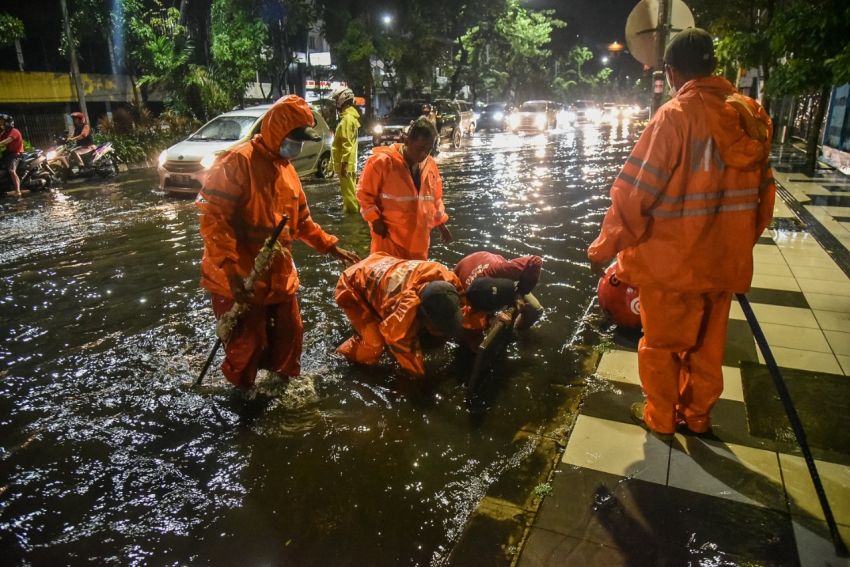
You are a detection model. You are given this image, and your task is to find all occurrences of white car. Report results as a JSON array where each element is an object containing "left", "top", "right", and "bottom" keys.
[{"left": 158, "top": 104, "right": 333, "bottom": 196}]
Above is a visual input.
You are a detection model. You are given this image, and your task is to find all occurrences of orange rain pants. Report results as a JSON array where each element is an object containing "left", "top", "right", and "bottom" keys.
[
  {"left": 212, "top": 294, "right": 302, "bottom": 387},
  {"left": 357, "top": 143, "right": 448, "bottom": 260},
  {"left": 638, "top": 288, "right": 732, "bottom": 434}
]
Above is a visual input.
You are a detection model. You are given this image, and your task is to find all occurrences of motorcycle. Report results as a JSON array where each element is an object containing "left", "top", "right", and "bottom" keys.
[
  {"left": 0, "top": 149, "right": 58, "bottom": 196},
  {"left": 46, "top": 136, "right": 119, "bottom": 181}
]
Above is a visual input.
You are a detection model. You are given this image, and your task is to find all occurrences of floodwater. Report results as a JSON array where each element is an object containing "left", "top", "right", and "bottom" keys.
[{"left": 0, "top": 122, "right": 639, "bottom": 565}]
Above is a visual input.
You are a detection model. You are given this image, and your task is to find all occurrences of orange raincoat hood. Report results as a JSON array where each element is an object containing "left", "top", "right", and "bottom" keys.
[
  {"left": 253, "top": 95, "right": 316, "bottom": 157},
  {"left": 676, "top": 76, "right": 772, "bottom": 170}
]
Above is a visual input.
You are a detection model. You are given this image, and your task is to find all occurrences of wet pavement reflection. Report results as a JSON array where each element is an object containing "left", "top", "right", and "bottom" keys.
[{"left": 0, "top": 122, "right": 639, "bottom": 564}]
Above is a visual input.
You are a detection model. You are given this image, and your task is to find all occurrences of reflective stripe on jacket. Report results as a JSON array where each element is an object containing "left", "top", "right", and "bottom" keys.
[
  {"left": 335, "top": 252, "right": 462, "bottom": 376},
  {"left": 588, "top": 76, "right": 775, "bottom": 292},
  {"left": 196, "top": 96, "right": 338, "bottom": 304},
  {"left": 357, "top": 143, "right": 448, "bottom": 260},
  {"left": 332, "top": 106, "right": 360, "bottom": 173}
]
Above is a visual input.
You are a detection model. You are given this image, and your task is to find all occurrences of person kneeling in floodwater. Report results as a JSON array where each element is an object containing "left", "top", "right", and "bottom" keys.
[
  {"left": 454, "top": 251, "right": 544, "bottom": 339},
  {"left": 335, "top": 252, "right": 465, "bottom": 377}
]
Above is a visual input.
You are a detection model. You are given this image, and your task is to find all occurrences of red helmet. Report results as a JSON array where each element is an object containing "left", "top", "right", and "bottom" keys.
[
  {"left": 70, "top": 112, "right": 86, "bottom": 123},
  {"left": 597, "top": 264, "right": 641, "bottom": 328}
]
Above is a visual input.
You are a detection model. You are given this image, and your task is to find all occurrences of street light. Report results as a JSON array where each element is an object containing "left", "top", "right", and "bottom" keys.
[
  {"left": 602, "top": 56, "right": 609, "bottom": 65},
  {"left": 382, "top": 14, "right": 393, "bottom": 27}
]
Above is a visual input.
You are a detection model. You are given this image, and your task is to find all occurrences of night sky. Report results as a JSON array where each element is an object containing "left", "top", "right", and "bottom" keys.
[{"left": 527, "top": 0, "right": 639, "bottom": 49}]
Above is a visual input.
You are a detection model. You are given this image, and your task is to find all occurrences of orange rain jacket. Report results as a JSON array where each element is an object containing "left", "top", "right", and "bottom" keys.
[
  {"left": 196, "top": 96, "right": 339, "bottom": 305},
  {"left": 357, "top": 144, "right": 448, "bottom": 260},
  {"left": 588, "top": 76, "right": 775, "bottom": 293},
  {"left": 335, "top": 252, "right": 463, "bottom": 377}
]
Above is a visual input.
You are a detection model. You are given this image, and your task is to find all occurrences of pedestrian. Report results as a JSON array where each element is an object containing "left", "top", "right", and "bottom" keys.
[
  {"left": 587, "top": 28, "right": 775, "bottom": 438},
  {"left": 330, "top": 86, "right": 361, "bottom": 214},
  {"left": 335, "top": 252, "right": 465, "bottom": 377},
  {"left": 357, "top": 117, "right": 453, "bottom": 260},
  {"left": 196, "top": 95, "right": 360, "bottom": 389},
  {"left": 0, "top": 113, "right": 24, "bottom": 196},
  {"left": 454, "top": 251, "right": 544, "bottom": 331}
]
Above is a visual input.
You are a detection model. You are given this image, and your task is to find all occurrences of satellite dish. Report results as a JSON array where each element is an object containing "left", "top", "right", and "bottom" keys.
[{"left": 625, "top": 0, "right": 695, "bottom": 67}]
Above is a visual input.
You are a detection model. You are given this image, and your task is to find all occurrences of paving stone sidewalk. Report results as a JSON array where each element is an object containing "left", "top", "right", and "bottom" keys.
[{"left": 516, "top": 146, "right": 850, "bottom": 566}]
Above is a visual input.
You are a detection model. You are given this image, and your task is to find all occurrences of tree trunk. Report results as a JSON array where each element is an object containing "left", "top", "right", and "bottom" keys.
[
  {"left": 364, "top": 59, "right": 374, "bottom": 123},
  {"left": 804, "top": 87, "right": 831, "bottom": 177},
  {"left": 449, "top": 39, "right": 468, "bottom": 98}
]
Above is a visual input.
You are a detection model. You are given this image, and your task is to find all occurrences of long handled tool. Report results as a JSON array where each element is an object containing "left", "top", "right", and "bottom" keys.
[
  {"left": 467, "top": 307, "right": 516, "bottom": 396},
  {"left": 737, "top": 293, "right": 848, "bottom": 556},
  {"left": 195, "top": 216, "right": 289, "bottom": 386}
]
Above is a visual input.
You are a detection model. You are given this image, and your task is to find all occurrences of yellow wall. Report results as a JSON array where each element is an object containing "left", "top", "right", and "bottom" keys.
[{"left": 0, "top": 71, "right": 137, "bottom": 104}]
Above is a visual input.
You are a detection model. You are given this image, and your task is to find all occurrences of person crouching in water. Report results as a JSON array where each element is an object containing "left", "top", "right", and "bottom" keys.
[
  {"left": 357, "top": 118, "right": 453, "bottom": 260},
  {"left": 455, "top": 251, "right": 544, "bottom": 334},
  {"left": 335, "top": 252, "right": 464, "bottom": 377},
  {"left": 196, "top": 95, "right": 359, "bottom": 388}
]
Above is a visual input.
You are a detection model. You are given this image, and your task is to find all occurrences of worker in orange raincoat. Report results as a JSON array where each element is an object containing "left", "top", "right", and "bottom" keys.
[
  {"left": 335, "top": 252, "right": 464, "bottom": 377},
  {"left": 587, "top": 29, "right": 775, "bottom": 437},
  {"left": 357, "top": 118, "right": 453, "bottom": 260},
  {"left": 196, "top": 95, "right": 359, "bottom": 388}
]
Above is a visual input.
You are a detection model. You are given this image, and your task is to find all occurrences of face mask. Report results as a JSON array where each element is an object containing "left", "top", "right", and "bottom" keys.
[{"left": 278, "top": 138, "right": 303, "bottom": 159}]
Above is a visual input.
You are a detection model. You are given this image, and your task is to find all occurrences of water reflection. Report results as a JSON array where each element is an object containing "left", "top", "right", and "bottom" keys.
[{"left": 0, "top": 124, "right": 637, "bottom": 563}]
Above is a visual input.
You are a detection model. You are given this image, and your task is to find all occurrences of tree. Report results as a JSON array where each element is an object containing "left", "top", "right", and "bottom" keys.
[
  {"left": 460, "top": 0, "right": 564, "bottom": 102},
  {"left": 767, "top": 0, "right": 850, "bottom": 175},
  {"left": 0, "top": 12, "right": 25, "bottom": 49},
  {"left": 210, "top": 0, "right": 268, "bottom": 106},
  {"left": 690, "top": 0, "right": 774, "bottom": 111}
]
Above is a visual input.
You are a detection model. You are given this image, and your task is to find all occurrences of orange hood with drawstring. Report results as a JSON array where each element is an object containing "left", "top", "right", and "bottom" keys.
[
  {"left": 357, "top": 143, "right": 448, "bottom": 260},
  {"left": 196, "top": 95, "right": 338, "bottom": 304},
  {"left": 588, "top": 76, "right": 776, "bottom": 292}
]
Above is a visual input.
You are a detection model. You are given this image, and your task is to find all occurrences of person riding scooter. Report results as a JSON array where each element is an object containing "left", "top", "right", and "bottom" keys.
[
  {"left": 0, "top": 113, "right": 24, "bottom": 196},
  {"left": 67, "top": 112, "right": 96, "bottom": 168}
]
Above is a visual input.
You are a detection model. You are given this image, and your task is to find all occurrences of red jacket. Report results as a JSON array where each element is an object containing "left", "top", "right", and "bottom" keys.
[{"left": 454, "top": 252, "right": 542, "bottom": 295}]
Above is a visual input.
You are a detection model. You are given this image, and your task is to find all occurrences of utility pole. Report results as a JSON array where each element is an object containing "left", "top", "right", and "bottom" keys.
[
  {"left": 60, "top": 0, "right": 89, "bottom": 122},
  {"left": 650, "top": 0, "right": 671, "bottom": 117}
]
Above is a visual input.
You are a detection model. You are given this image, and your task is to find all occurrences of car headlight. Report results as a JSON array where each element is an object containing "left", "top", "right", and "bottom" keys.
[
  {"left": 492, "top": 111, "right": 504, "bottom": 121},
  {"left": 373, "top": 124, "right": 384, "bottom": 135},
  {"left": 158, "top": 150, "right": 168, "bottom": 167},
  {"left": 473, "top": 112, "right": 480, "bottom": 121},
  {"left": 200, "top": 153, "right": 217, "bottom": 169},
  {"left": 588, "top": 108, "right": 603, "bottom": 122},
  {"left": 534, "top": 114, "right": 547, "bottom": 128},
  {"left": 507, "top": 114, "right": 520, "bottom": 129},
  {"left": 46, "top": 150, "right": 57, "bottom": 161}
]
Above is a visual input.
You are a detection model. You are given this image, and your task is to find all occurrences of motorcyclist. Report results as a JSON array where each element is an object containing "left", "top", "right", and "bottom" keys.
[
  {"left": 421, "top": 103, "right": 439, "bottom": 156},
  {"left": 0, "top": 113, "right": 24, "bottom": 196},
  {"left": 67, "top": 112, "right": 96, "bottom": 167}
]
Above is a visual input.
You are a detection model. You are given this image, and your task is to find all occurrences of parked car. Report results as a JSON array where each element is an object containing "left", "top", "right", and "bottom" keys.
[
  {"left": 476, "top": 102, "right": 513, "bottom": 132},
  {"left": 507, "top": 100, "right": 561, "bottom": 132},
  {"left": 371, "top": 99, "right": 429, "bottom": 146},
  {"left": 157, "top": 104, "right": 333, "bottom": 196}
]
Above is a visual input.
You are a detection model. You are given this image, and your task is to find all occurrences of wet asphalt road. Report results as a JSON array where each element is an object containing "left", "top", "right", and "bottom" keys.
[{"left": 0, "top": 123, "right": 639, "bottom": 565}]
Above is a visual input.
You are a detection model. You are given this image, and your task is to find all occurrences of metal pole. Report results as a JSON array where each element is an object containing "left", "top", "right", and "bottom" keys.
[
  {"left": 60, "top": 0, "right": 89, "bottom": 122},
  {"left": 650, "top": 0, "right": 671, "bottom": 118}
]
